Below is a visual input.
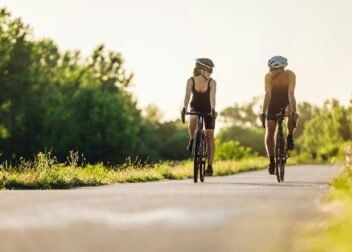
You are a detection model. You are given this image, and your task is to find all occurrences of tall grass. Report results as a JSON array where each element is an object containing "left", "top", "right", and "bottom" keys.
[{"left": 0, "top": 151, "right": 270, "bottom": 189}]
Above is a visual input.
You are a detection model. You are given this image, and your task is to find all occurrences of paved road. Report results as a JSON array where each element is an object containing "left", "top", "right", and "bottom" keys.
[{"left": 0, "top": 165, "right": 339, "bottom": 252}]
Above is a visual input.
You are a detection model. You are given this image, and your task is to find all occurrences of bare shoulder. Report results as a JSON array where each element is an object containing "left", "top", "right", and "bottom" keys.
[
  {"left": 284, "top": 69, "right": 296, "bottom": 77},
  {"left": 186, "top": 77, "right": 193, "bottom": 85},
  {"left": 210, "top": 79, "right": 217, "bottom": 86},
  {"left": 265, "top": 72, "right": 272, "bottom": 81}
]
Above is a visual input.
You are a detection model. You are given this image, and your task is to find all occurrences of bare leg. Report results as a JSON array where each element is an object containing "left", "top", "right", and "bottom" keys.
[
  {"left": 205, "top": 129, "right": 215, "bottom": 165},
  {"left": 265, "top": 120, "right": 277, "bottom": 157},
  {"left": 188, "top": 116, "right": 196, "bottom": 139}
]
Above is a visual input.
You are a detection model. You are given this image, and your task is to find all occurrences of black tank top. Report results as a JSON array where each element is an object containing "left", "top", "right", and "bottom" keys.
[{"left": 190, "top": 77, "right": 211, "bottom": 112}]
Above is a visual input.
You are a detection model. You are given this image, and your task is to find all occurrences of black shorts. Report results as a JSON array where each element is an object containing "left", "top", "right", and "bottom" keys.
[
  {"left": 267, "top": 102, "right": 289, "bottom": 121},
  {"left": 190, "top": 108, "right": 215, "bottom": 130}
]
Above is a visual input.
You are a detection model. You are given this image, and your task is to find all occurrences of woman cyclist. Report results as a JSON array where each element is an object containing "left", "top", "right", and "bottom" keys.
[
  {"left": 181, "top": 58, "right": 217, "bottom": 176},
  {"left": 259, "top": 56, "right": 299, "bottom": 174}
]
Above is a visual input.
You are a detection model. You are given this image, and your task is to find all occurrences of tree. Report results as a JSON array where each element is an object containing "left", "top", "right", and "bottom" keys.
[
  {"left": 220, "top": 96, "right": 262, "bottom": 128},
  {"left": 298, "top": 99, "right": 352, "bottom": 159}
]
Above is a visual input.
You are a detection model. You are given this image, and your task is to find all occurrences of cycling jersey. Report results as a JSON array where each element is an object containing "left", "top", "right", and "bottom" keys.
[{"left": 265, "top": 70, "right": 296, "bottom": 120}]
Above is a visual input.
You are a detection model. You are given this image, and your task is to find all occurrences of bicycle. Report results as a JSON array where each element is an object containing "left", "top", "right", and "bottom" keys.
[
  {"left": 273, "top": 108, "right": 290, "bottom": 183},
  {"left": 186, "top": 111, "right": 212, "bottom": 183},
  {"left": 262, "top": 108, "right": 292, "bottom": 183}
]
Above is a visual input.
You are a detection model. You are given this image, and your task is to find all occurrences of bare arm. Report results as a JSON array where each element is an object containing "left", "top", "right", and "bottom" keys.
[
  {"left": 288, "top": 71, "right": 297, "bottom": 113},
  {"left": 183, "top": 78, "right": 193, "bottom": 110},
  {"left": 261, "top": 74, "right": 272, "bottom": 114},
  {"left": 210, "top": 79, "right": 217, "bottom": 110}
]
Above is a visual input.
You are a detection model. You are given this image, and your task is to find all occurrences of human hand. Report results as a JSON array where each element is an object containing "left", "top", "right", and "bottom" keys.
[
  {"left": 181, "top": 108, "right": 186, "bottom": 124},
  {"left": 259, "top": 113, "right": 266, "bottom": 128},
  {"left": 211, "top": 109, "right": 217, "bottom": 119}
]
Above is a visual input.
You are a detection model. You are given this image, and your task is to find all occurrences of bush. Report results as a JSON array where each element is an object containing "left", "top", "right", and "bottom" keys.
[{"left": 215, "top": 140, "right": 255, "bottom": 161}]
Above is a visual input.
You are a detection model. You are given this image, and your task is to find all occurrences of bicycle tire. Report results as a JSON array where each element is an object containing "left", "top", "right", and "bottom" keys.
[
  {"left": 275, "top": 134, "right": 281, "bottom": 183},
  {"left": 193, "top": 130, "right": 202, "bottom": 183},
  {"left": 280, "top": 138, "right": 286, "bottom": 182},
  {"left": 199, "top": 135, "right": 206, "bottom": 182},
  {"left": 280, "top": 158, "right": 285, "bottom": 182},
  {"left": 280, "top": 133, "right": 287, "bottom": 182}
]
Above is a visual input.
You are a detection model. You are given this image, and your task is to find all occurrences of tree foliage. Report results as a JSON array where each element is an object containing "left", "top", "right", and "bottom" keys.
[
  {"left": 298, "top": 99, "right": 352, "bottom": 159},
  {"left": 0, "top": 8, "right": 190, "bottom": 164}
]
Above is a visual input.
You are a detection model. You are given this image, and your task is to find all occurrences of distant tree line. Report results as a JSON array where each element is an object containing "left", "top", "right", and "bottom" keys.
[{"left": 218, "top": 97, "right": 352, "bottom": 160}]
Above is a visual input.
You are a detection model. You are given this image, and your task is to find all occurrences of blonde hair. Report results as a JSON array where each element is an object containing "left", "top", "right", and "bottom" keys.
[{"left": 193, "top": 67, "right": 201, "bottom": 77}]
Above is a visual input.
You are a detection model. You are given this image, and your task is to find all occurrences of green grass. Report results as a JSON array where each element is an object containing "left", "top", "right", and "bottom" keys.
[
  {"left": 297, "top": 146, "right": 352, "bottom": 252},
  {"left": 0, "top": 149, "right": 323, "bottom": 190},
  {"left": 0, "top": 151, "right": 276, "bottom": 189}
]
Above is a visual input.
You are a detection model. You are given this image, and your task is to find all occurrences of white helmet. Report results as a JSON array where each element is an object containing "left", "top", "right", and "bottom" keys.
[{"left": 268, "top": 56, "right": 288, "bottom": 68}]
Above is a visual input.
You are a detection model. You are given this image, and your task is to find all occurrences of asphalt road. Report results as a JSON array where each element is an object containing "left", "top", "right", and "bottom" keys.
[{"left": 0, "top": 165, "right": 339, "bottom": 252}]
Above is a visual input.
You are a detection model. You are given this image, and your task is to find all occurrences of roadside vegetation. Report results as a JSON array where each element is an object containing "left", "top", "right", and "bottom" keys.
[
  {"left": 296, "top": 145, "right": 352, "bottom": 252},
  {"left": 0, "top": 152, "right": 270, "bottom": 189}
]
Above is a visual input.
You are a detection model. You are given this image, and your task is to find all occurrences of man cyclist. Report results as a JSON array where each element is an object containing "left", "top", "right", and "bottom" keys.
[
  {"left": 181, "top": 58, "right": 217, "bottom": 176},
  {"left": 259, "top": 56, "right": 299, "bottom": 175}
]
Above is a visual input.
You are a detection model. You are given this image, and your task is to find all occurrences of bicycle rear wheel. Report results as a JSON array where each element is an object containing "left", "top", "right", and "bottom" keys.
[{"left": 193, "top": 130, "right": 202, "bottom": 183}]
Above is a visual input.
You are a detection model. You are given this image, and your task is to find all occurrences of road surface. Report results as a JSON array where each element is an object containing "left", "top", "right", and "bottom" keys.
[{"left": 0, "top": 165, "right": 339, "bottom": 252}]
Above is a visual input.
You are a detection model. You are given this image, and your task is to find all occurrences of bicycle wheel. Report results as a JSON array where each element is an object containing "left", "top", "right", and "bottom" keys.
[
  {"left": 199, "top": 135, "right": 206, "bottom": 183},
  {"left": 280, "top": 158, "right": 285, "bottom": 182},
  {"left": 279, "top": 136, "right": 287, "bottom": 182},
  {"left": 193, "top": 130, "right": 202, "bottom": 183},
  {"left": 275, "top": 135, "right": 281, "bottom": 183},
  {"left": 275, "top": 157, "right": 281, "bottom": 182}
]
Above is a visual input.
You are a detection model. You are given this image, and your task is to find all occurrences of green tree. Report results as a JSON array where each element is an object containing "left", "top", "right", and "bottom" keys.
[
  {"left": 299, "top": 99, "right": 352, "bottom": 159},
  {"left": 221, "top": 96, "right": 262, "bottom": 128},
  {"left": 0, "top": 8, "right": 147, "bottom": 164}
]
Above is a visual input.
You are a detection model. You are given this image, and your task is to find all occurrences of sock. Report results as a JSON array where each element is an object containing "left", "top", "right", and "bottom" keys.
[
  {"left": 269, "top": 156, "right": 275, "bottom": 164},
  {"left": 287, "top": 134, "right": 293, "bottom": 139}
]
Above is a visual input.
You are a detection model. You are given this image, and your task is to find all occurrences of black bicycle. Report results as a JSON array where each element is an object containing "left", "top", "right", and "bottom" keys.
[
  {"left": 186, "top": 111, "right": 212, "bottom": 183},
  {"left": 274, "top": 108, "right": 291, "bottom": 183}
]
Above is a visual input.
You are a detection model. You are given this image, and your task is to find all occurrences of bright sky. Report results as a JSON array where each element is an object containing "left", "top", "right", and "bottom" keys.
[{"left": 1, "top": 0, "right": 352, "bottom": 121}]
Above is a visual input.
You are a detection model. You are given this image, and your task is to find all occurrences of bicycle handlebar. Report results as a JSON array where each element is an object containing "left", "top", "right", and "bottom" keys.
[{"left": 186, "top": 112, "right": 212, "bottom": 117}]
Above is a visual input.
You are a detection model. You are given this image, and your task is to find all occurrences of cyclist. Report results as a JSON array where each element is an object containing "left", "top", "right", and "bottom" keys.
[
  {"left": 259, "top": 56, "right": 299, "bottom": 174},
  {"left": 181, "top": 58, "right": 217, "bottom": 176}
]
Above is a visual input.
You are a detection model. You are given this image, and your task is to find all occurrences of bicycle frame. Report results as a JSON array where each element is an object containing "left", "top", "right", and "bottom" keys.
[{"left": 186, "top": 111, "right": 211, "bottom": 183}]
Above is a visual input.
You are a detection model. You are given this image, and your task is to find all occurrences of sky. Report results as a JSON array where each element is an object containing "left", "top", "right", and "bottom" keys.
[{"left": 1, "top": 0, "right": 352, "bottom": 121}]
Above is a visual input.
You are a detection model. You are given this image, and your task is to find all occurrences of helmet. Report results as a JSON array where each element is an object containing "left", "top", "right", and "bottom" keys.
[
  {"left": 195, "top": 58, "right": 215, "bottom": 69},
  {"left": 267, "top": 56, "right": 288, "bottom": 68}
]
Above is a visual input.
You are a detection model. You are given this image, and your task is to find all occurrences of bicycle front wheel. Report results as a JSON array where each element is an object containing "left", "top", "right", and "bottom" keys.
[
  {"left": 193, "top": 130, "right": 202, "bottom": 183},
  {"left": 275, "top": 138, "right": 281, "bottom": 183},
  {"left": 199, "top": 136, "right": 206, "bottom": 183},
  {"left": 275, "top": 157, "right": 281, "bottom": 182},
  {"left": 280, "top": 157, "right": 285, "bottom": 182}
]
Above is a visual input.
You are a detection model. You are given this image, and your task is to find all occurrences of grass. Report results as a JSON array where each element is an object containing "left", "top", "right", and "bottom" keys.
[
  {"left": 0, "top": 150, "right": 325, "bottom": 190},
  {"left": 0, "top": 151, "right": 276, "bottom": 189},
  {"left": 296, "top": 145, "right": 352, "bottom": 252}
]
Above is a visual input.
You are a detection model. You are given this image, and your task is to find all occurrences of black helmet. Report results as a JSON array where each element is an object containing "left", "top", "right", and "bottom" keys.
[{"left": 195, "top": 58, "right": 215, "bottom": 69}]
